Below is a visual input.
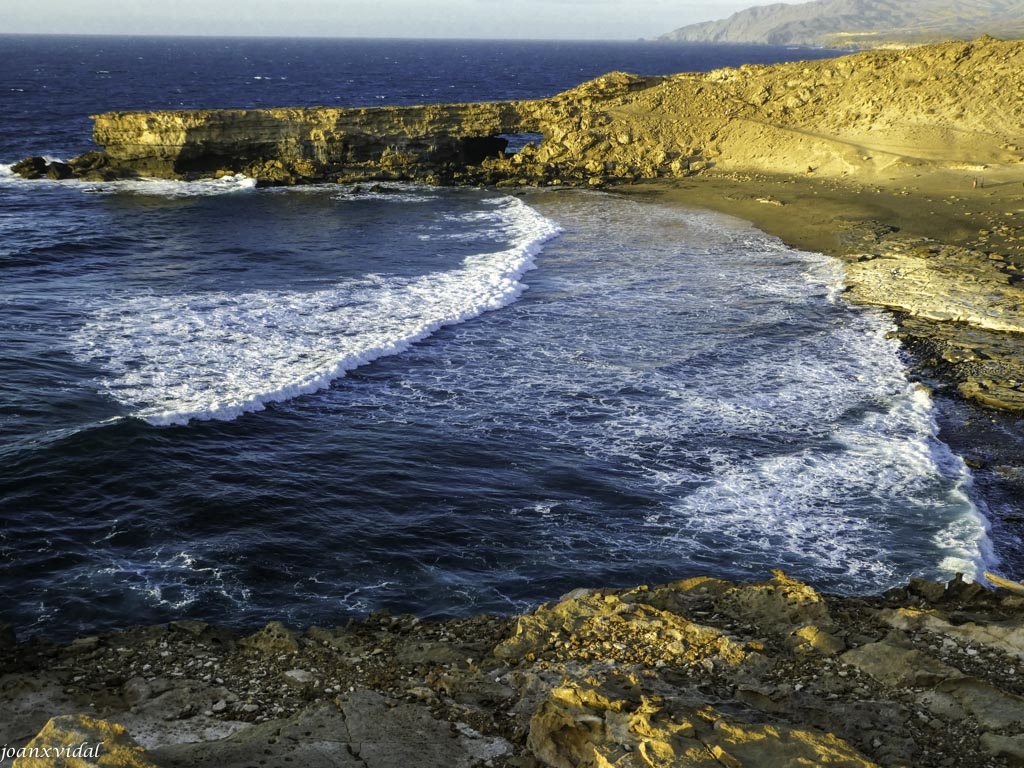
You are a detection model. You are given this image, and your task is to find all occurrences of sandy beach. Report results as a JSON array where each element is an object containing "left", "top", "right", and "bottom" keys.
[
  {"left": 622, "top": 166, "right": 1024, "bottom": 399},
  {"left": 624, "top": 168, "right": 1024, "bottom": 270}
]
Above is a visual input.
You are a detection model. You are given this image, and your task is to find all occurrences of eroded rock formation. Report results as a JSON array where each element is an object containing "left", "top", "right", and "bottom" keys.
[
  {"left": 20, "top": 36, "right": 1024, "bottom": 190},
  {"left": 24, "top": 71, "right": 667, "bottom": 186},
  {"left": 90, "top": 100, "right": 537, "bottom": 185}
]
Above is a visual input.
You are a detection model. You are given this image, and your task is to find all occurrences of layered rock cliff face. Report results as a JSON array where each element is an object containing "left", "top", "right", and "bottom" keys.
[
  {"left": 36, "top": 37, "right": 1024, "bottom": 189},
  {"left": 63, "top": 71, "right": 668, "bottom": 186},
  {"left": 90, "top": 101, "right": 537, "bottom": 184}
]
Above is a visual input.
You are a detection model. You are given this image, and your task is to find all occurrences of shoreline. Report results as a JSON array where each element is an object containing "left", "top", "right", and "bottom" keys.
[
  {"left": 615, "top": 167, "right": 1024, "bottom": 411},
  {"left": 613, "top": 169, "right": 1024, "bottom": 579}
]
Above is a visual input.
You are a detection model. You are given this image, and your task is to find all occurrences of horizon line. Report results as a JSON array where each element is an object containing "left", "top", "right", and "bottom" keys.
[{"left": 0, "top": 30, "right": 664, "bottom": 43}]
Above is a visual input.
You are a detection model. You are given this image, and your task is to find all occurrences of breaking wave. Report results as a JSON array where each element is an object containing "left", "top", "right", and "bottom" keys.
[{"left": 70, "top": 195, "right": 560, "bottom": 425}]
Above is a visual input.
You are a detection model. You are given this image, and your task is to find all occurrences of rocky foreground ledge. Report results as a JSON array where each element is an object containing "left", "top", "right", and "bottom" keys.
[{"left": 4, "top": 572, "right": 1024, "bottom": 767}]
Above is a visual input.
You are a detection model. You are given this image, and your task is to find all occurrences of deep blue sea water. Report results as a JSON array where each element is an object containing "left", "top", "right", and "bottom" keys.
[{"left": 0, "top": 35, "right": 1004, "bottom": 639}]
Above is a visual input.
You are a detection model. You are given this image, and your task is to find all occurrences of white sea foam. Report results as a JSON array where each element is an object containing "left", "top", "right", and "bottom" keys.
[
  {"left": 0, "top": 163, "right": 27, "bottom": 185},
  {"left": 94, "top": 549, "right": 250, "bottom": 610},
  {"left": 662, "top": 382, "right": 991, "bottom": 583},
  {"left": 70, "top": 195, "right": 560, "bottom": 425},
  {"left": 81, "top": 173, "right": 258, "bottom": 197},
  {"left": 443, "top": 191, "right": 996, "bottom": 590},
  {"left": 0, "top": 164, "right": 257, "bottom": 196}
]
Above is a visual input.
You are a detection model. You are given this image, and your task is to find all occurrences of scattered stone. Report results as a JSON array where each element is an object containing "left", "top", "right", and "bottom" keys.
[
  {"left": 528, "top": 682, "right": 878, "bottom": 768},
  {"left": 282, "top": 669, "right": 316, "bottom": 689}
]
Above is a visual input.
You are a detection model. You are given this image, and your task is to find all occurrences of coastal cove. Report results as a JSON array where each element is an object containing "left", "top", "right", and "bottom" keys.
[
  {"left": 7, "top": 34, "right": 1017, "bottom": 633},
  {"left": 4, "top": 33, "right": 1024, "bottom": 768}
]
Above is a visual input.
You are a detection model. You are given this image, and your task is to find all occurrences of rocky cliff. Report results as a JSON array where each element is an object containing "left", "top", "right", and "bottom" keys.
[
  {"left": 658, "top": 0, "right": 1024, "bottom": 50},
  {"left": 23, "top": 36, "right": 1024, "bottom": 189},
  {"left": 89, "top": 100, "right": 536, "bottom": 184},
  {"left": 20, "top": 71, "right": 665, "bottom": 187}
]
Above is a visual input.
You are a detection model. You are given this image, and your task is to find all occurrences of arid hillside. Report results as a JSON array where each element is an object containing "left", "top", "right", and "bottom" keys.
[
  {"left": 524, "top": 35, "right": 1024, "bottom": 183},
  {"left": 658, "top": 0, "right": 1024, "bottom": 49}
]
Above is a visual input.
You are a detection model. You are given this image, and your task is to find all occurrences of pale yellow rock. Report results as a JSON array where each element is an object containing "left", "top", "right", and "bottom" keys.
[
  {"left": 845, "top": 249, "right": 1024, "bottom": 335},
  {"left": 238, "top": 620, "right": 299, "bottom": 655},
  {"left": 703, "top": 718, "right": 879, "bottom": 768},
  {"left": 493, "top": 590, "right": 747, "bottom": 668},
  {"left": 715, "top": 571, "right": 833, "bottom": 637},
  {"left": 12, "top": 714, "right": 156, "bottom": 768},
  {"left": 787, "top": 624, "right": 847, "bottom": 656},
  {"left": 527, "top": 682, "right": 878, "bottom": 768}
]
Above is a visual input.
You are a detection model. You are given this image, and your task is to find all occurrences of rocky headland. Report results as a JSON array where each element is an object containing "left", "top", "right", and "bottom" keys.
[{"left": 4, "top": 571, "right": 1024, "bottom": 767}]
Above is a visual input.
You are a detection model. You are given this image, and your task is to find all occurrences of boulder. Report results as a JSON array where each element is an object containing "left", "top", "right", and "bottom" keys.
[
  {"left": 11, "top": 156, "right": 48, "bottom": 179},
  {"left": 239, "top": 620, "right": 299, "bottom": 655},
  {"left": 841, "top": 638, "right": 963, "bottom": 688}
]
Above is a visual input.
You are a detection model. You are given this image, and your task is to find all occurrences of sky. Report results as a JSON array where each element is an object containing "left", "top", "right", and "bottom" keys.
[{"left": 2, "top": 0, "right": 791, "bottom": 40}]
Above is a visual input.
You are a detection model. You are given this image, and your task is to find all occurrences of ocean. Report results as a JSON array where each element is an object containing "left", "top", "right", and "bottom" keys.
[{"left": 0, "top": 35, "right": 1002, "bottom": 639}]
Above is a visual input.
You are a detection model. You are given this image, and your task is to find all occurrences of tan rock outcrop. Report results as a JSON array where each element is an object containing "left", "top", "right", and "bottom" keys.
[
  {"left": 12, "top": 714, "right": 155, "bottom": 768},
  {"left": 89, "top": 100, "right": 537, "bottom": 184},
  {"left": 31, "top": 36, "right": 1019, "bottom": 192}
]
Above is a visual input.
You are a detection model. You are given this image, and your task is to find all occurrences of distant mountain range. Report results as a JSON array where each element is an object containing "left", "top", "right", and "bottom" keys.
[{"left": 658, "top": 0, "right": 1024, "bottom": 49}]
